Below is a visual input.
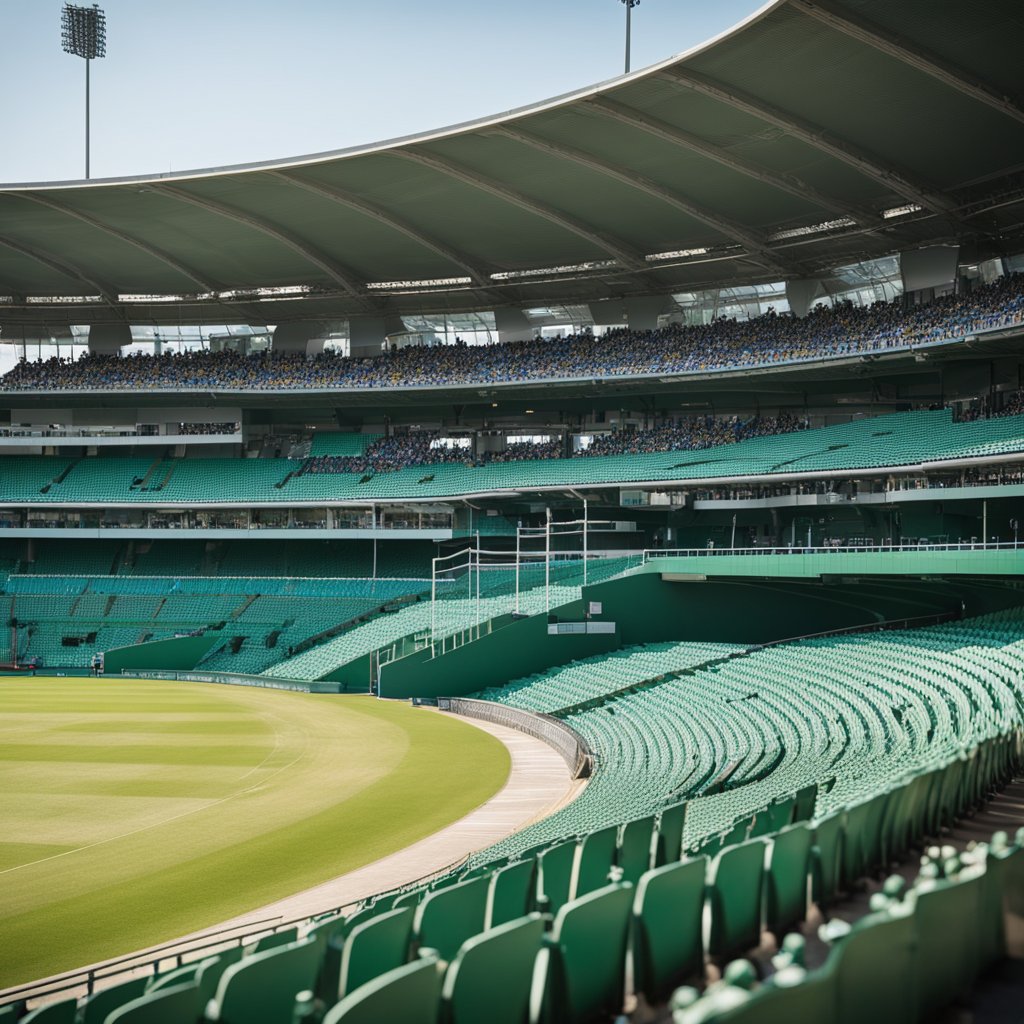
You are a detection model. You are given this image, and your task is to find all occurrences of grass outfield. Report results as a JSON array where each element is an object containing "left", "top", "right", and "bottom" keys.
[{"left": 0, "top": 678, "right": 510, "bottom": 989}]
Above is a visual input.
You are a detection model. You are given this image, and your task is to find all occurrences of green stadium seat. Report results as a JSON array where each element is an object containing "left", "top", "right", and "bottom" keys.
[
  {"left": 573, "top": 825, "right": 617, "bottom": 898},
  {"left": 486, "top": 860, "right": 535, "bottom": 929},
  {"left": 631, "top": 857, "right": 706, "bottom": 1002},
  {"left": 654, "top": 800, "right": 687, "bottom": 866},
  {"left": 80, "top": 977, "right": 149, "bottom": 1024},
  {"left": 248, "top": 926, "right": 299, "bottom": 954},
  {"left": 676, "top": 965, "right": 834, "bottom": 1024},
  {"left": 530, "top": 881, "right": 633, "bottom": 1024},
  {"left": 820, "top": 903, "right": 917, "bottom": 1024},
  {"left": 708, "top": 839, "right": 768, "bottom": 958},
  {"left": 995, "top": 833, "right": 1024, "bottom": 957},
  {"left": 413, "top": 876, "right": 489, "bottom": 961},
  {"left": 17, "top": 998, "right": 77, "bottom": 1024},
  {"left": 440, "top": 914, "right": 545, "bottom": 1024},
  {"left": 764, "top": 823, "right": 811, "bottom": 935},
  {"left": 322, "top": 955, "right": 443, "bottom": 1024},
  {"left": 195, "top": 947, "right": 243, "bottom": 1006},
  {"left": 617, "top": 814, "right": 655, "bottom": 884},
  {"left": 338, "top": 907, "right": 414, "bottom": 999},
  {"left": 103, "top": 981, "right": 203, "bottom": 1024},
  {"left": 207, "top": 937, "right": 321, "bottom": 1023},
  {"left": 536, "top": 840, "right": 576, "bottom": 915},
  {"left": 145, "top": 957, "right": 210, "bottom": 994},
  {"left": 811, "top": 812, "right": 845, "bottom": 906},
  {"left": 912, "top": 868, "right": 987, "bottom": 1018}
]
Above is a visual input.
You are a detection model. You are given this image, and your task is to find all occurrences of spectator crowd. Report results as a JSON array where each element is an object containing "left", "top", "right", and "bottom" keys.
[
  {"left": 578, "top": 412, "right": 807, "bottom": 457},
  {"left": 3, "top": 274, "right": 1022, "bottom": 393},
  {"left": 303, "top": 433, "right": 564, "bottom": 475},
  {"left": 301, "top": 414, "right": 806, "bottom": 475}
]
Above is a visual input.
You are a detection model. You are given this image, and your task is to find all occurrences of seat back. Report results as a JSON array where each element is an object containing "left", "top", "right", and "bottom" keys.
[
  {"left": 811, "top": 812, "right": 845, "bottom": 907},
  {"left": 339, "top": 907, "right": 414, "bottom": 999},
  {"left": 536, "top": 839, "right": 576, "bottom": 915},
  {"left": 999, "top": 841, "right": 1024, "bottom": 957},
  {"left": 631, "top": 857, "right": 706, "bottom": 1002},
  {"left": 823, "top": 906, "right": 917, "bottom": 1024},
  {"left": 212, "top": 936, "right": 321, "bottom": 1024},
  {"left": 195, "top": 947, "right": 243, "bottom": 1005},
  {"left": 414, "top": 876, "right": 489, "bottom": 961},
  {"left": 532, "top": 882, "right": 633, "bottom": 1024},
  {"left": 618, "top": 814, "right": 655, "bottom": 884},
  {"left": 80, "top": 977, "right": 149, "bottom": 1024},
  {"left": 708, "top": 839, "right": 767, "bottom": 958},
  {"left": 249, "top": 926, "right": 298, "bottom": 954},
  {"left": 104, "top": 981, "right": 203, "bottom": 1024},
  {"left": 765, "top": 823, "right": 811, "bottom": 935},
  {"left": 486, "top": 859, "right": 535, "bottom": 929},
  {"left": 18, "top": 998, "right": 77, "bottom": 1024},
  {"left": 440, "top": 914, "right": 544, "bottom": 1024},
  {"left": 145, "top": 957, "right": 209, "bottom": 994},
  {"left": 912, "top": 869, "right": 986, "bottom": 1018},
  {"left": 322, "top": 956, "right": 442, "bottom": 1024},
  {"left": 574, "top": 825, "right": 618, "bottom": 898},
  {"left": 655, "top": 800, "right": 687, "bottom": 866},
  {"left": 687, "top": 968, "right": 834, "bottom": 1023}
]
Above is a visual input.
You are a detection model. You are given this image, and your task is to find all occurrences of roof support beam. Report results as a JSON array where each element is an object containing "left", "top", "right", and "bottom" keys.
[
  {"left": 149, "top": 184, "right": 371, "bottom": 304},
  {"left": 659, "top": 66, "right": 962, "bottom": 220},
  {"left": 269, "top": 170, "right": 496, "bottom": 288},
  {"left": 391, "top": 148, "right": 648, "bottom": 272},
  {"left": 788, "top": 0, "right": 1024, "bottom": 126},
  {"left": 495, "top": 125, "right": 797, "bottom": 276},
  {"left": 586, "top": 96, "right": 883, "bottom": 227},
  {"left": 14, "top": 193, "right": 223, "bottom": 293},
  {"left": 0, "top": 234, "right": 118, "bottom": 305}
]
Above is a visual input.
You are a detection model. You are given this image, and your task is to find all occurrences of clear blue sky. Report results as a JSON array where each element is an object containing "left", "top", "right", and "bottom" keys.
[{"left": 0, "top": 0, "right": 765, "bottom": 183}]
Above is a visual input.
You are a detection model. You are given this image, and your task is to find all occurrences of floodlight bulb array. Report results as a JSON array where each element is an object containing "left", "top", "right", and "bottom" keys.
[{"left": 61, "top": 3, "right": 107, "bottom": 60}]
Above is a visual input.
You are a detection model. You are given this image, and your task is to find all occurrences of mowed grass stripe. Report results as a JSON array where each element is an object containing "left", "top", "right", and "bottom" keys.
[
  {"left": 54, "top": 719, "right": 269, "bottom": 734},
  {"left": 0, "top": 743, "right": 270, "bottom": 766},
  {"left": 0, "top": 843, "right": 77, "bottom": 872},
  {"left": 0, "top": 681, "right": 510, "bottom": 988}
]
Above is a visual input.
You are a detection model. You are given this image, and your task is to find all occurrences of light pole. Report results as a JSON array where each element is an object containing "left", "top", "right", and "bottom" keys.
[
  {"left": 620, "top": 0, "right": 640, "bottom": 74},
  {"left": 61, "top": 4, "right": 107, "bottom": 179}
]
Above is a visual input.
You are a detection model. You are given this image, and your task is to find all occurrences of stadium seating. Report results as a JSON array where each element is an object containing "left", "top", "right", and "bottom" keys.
[
  {"left": 4, "top": 409, "right": 1024, "bottom": 505},
  {"left": 0, "top": 572, "right": 432, "bottom": 671}
]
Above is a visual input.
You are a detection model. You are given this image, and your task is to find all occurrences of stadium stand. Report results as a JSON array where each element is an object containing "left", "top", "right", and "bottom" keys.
[
  {"left": 4, "top": 608, "right": 1020, "bottom": 1022},
  {"left": 3, "top": 274, "right": 1022, "bottom": 393},
  {"left": 3, "top": 409, "right": 1024, "bottom": 506}
]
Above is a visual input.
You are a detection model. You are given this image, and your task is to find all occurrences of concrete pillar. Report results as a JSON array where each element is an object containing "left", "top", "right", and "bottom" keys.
[
  {"left": 588, "top": 300, "right": 626, "bottom": 327},
  {"left": 785, "top": 279, "right": 826, "bottom": 318},
  {"left": 900, "top": 245, "right": 960, "bottom": 293},
  {"left": 349, "top": 316, "right": 407, "bottom": 358},
  {"left": 623, "top": 296, "right": 672, "bottom": 331},
  {"left": 494, "top": 307, "right": 534, "bottom": 344},
  {"left": 272, "top": 320, "right": 342, "bottom": 357},
  {"left": 87, "top": 323, "right": 132, "bottom": 355}
]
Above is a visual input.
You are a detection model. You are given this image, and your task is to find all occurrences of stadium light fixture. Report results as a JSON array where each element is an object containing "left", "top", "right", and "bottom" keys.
[
  {"left": 61, "top": 3, "right": 107, "bottom": 179},
  {"left": 620, "top": 0, "right": 640, "bottom": 74}
]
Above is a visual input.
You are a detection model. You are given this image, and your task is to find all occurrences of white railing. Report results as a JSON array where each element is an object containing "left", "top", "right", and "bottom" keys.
[{"left": 642, "top": 539, "right": 1024, "bottom": 562}]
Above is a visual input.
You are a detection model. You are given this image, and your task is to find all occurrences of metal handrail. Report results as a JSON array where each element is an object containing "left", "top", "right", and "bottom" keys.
[{"left": 642, "top": 539, "right": 1024, "bottom": 562}]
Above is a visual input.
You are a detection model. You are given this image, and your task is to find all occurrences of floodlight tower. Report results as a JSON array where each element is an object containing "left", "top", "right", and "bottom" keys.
[
  {"left": 61, "top": 3, "right": 107, "bottom": 179},
  {"left": 620, "top": 0, "right": 639, "bottom": 74}
]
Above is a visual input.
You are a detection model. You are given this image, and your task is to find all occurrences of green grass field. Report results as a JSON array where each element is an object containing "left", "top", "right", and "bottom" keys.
[{"left": 0, "top": 678, "right": 511, "bottom": 989}]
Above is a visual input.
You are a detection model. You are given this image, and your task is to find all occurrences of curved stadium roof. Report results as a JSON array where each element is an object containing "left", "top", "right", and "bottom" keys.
[{"left": 1, "top": 0, "right": 1022, "bottom": 328}]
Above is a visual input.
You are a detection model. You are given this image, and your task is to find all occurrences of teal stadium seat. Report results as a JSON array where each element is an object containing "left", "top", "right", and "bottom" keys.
[
  {"left": 322, "top": 955, "right": 442, "bottom": 1024},
  {"left": 440, "top": 914, "right": 545, "bottom": 1024}
]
